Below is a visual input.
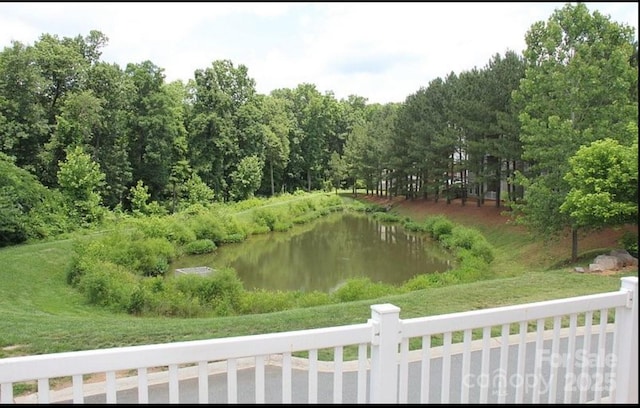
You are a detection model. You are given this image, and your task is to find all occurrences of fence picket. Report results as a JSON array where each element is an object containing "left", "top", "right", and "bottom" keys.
[
  {"left": 72, "top": 374, "right": 83, "bottom": 403},
  {"left": 37, "top": 379, "right": 49, "bottom": 404},
  {"left": 461, "top": 329, "right": 472, "bottom": 403},
  {"left": 308, "top": 349, "right": 317, "bottom": 403},
  {"left": 498, "top": 324, "right": 509, "bottom": 403},
  {"left": 198, "top": 361, "right": 208, "bottom": 403},
  {"left": 333, "top": 346, "right": 343, "bottom": 403},
  {"left": 137, "top": 367, "right": 148, "bottom": 403},
  {"left": 548, "top": 316, "right": 561, "bottom": 403},
  {"left": 533, "top": 318, "right": 545, "bottom": 403},
  {"left": 357, "top": 343, "right": 367, "bottom": 403},
  {"left": 515, "top": 321, "right": 527, "bottom": 403},
  {"left": 420, "top": 335, "right": 431, "bottom": 403},
  {"left": 594, "top": 309, "right": 608, "bottom": 402},
  {"left": 282, "top": 352, "right": 291, "bottom": 403},
  {"left": 441, "top": 331, "right": 452, "bottom": 403},
  {"left": 480, "top": 326, "right": 491, "bottom": 402},
  {"left": 564, "top": 313, "right": 578, "bottom": 403},
  {"left": 227, "top": 359, "right": 237, "bottom": 403},
  {"left": 105, "top": 371, "right": 116, "bottom": 403},
  {"left": 399, "top": 338, "right": 409, "bottom": 403},
  {"left": 254, "top": 355, "right": 265, "bottom": 403},
  {"left": 1, "top": 383, "right": 12, "bottom": 403},
  {"left": 579, "top": 311, "right": 593, "bottom": 403}
]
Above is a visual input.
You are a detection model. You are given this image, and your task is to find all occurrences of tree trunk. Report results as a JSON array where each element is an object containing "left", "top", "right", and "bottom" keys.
[
  {"left": 505, "top": 160, "right": 512, "bottom": 202},
  {"left": 571, "top": 227, "right": 578, "bottom": 262},
  {"left": 270, "top": 162, "right": 275, "bottom": 197},
  {"left": 495, "top": 160, "right": 501, "bottom": 208}
]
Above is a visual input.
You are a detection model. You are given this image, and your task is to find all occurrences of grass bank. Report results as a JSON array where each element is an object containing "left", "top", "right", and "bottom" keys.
[{"left": 0, "top": 192, "right": 636, "bottom": 361}]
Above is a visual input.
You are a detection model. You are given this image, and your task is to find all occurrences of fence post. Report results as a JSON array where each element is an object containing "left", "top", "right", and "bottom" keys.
[
  {"left": 612, "top": 276, "right": 638, "bottom": 403},
  {"left": 369, "top": 303, "right": 401, "bottom": 403}
]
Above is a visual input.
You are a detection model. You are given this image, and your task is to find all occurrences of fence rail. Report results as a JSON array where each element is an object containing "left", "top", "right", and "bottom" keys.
[{"left": 1, "top": 276, "right": 637, "bottom": 404}]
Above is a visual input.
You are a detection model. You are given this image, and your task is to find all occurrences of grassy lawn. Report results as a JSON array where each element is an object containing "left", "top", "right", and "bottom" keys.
[{"left": 0, "top": 192, "right": 636, "bottom": 361}]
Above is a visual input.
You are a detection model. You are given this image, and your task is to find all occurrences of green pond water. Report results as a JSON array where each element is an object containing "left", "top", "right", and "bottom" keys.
[{"left": 170, "top": 211, "right": 454, "bottom": 292}]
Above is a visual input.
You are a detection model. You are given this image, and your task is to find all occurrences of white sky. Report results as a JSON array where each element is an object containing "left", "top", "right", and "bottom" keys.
[{"left": 0, "top": 2, "right": 637, "bottom": 104}]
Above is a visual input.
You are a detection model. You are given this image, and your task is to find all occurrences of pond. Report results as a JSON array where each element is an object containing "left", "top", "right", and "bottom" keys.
[{"left": 170, "top": 211, "right": 454, "bottom": 292}]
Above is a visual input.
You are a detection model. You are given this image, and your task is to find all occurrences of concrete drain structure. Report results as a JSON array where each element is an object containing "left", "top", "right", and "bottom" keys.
[{"left": 174, "top": 266, "right": 215, "bottom": 276}]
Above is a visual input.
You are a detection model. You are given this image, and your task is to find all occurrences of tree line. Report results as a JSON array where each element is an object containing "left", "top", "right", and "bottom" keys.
[{"left": 1, "top": 3, "right": 637, "bottom": 259}]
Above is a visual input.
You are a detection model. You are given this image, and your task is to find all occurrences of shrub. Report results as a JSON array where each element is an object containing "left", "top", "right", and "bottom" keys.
[
  {"left": 0, "top": 154, "right": 74, "bottom": 245},
  {"left": 318, "top": 194, "right": 343, "bottom": 208},
  {"left": 165, "top": 217, "right": 198, "bottom": 245},
  {"left": 239, "top": 289, "right": 296, "bottom": 314},
  {"left": 248, "top": 224, "right": 271, "bottom": 235},
  {"left": 219, "top": 233, "right": 246, "bottom": 244},
  {"left": 173, "top": 268, "right": 244, "bottom": 314},
  {"left": 349, "top": 202, "right": 369, "bottom": 212},
  {"left": 424, "top": 216, "right": 454, "bottom": 240},
  {"left": 401, "top": 271, "right": 461, "bottom": 291},
  {"left": 330, "top": 278, "right": 394, "bottom": 302},
  {"left": 77, "top": 261, "right": 138, "bottom": 311},
  {"left": 188, "top": 212, "right": 227, "bottom": 242},
  {"left": 372, "top": 212, "right": 402, "bottom": 223},
  {"left": 184, "top": 239, "right": 216, "bottom": 255},
  {"left": 292, "top": 212, "right": 322, "bottom": 225},
  {"left": 441, "top": 226, "right": 482, "bottom": 250},
  {"left": 127, "top": 237, "right": 175, "bottom": 277},
  {"left": 401, "top": 274, "right": 435, "bottom": 291},
  {"left": 273, "top": 220, "right": 293, "bottom": 232},
  {"left": 252, "top": 208, "right": 281, "bottom": 231},
  {"left": 219, "top": 213, "right": 248, "bottom": 239},
  {"left": 288, "top": 199, "right": 317, "bottom": 217},
  {"left": 295, "top": 291, "right": 332, "bottom": 308},
  {"left": 133, "top": 216, "right": 169, "bottom": 239},
  {"left": 452, "top": 251, "right": 492, "bottom": 282},
  {"left": 620, "top": 231, "right": 638, "bottom": 258},
  {"left": 468, "top": 240, "right": 495, "bottom": 264},
  {"left": 363, "top": 204, "right": 387, "bottom": 213},
  {"left": 148, "top": 286, "right": 204, "bottom": 317},
  {"left": 402, "top": 220, "right": 428, "bottom": 233},
  {"left": 127, "top": 285, "right": 150, "bottom": 315},
  {"left": 230, "top": 196, "right": 264, "bottom": 212}
]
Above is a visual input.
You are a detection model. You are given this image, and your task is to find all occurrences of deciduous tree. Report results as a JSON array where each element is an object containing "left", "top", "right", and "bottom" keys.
[
  {"left": 512, "top": 3, "right": 638, "bottom": 260},
  {"left": 560, "top": 135, "right": 638, "bottom": 229}
]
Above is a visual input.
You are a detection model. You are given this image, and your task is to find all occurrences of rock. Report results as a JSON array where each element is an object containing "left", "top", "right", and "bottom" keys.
[
  {"left": 592, "top": 255, "right": 621, "bottom": 271},
  {"left": 589, "top": 263, "right": 606, "bottom": 272},
  {"left": 609, "top": 249, "right": 638, "bottom": 267},
  {"left": 574, "top": 267, "right": 585, "bottom": 273}
]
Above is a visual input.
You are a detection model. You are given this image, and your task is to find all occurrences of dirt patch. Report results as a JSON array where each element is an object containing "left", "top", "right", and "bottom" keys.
[
  {"left": 594, "top": 265, "right": 638, "bottom": 276},
  {"left": 2, "top": 345, "right": 24, "bottom": 351}
]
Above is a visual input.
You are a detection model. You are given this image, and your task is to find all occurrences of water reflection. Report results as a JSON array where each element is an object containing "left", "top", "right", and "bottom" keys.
[{"left": 170, "top": 211, "right": 454, "bottom": 292}]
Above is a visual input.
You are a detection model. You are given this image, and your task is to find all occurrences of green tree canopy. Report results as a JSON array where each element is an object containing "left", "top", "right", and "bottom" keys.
[
  {"left": 57, "top": 145, "right": 106, "bottom": 224},
  {"left": 512, "top": 2, "right": 638, "bottom": 260},
  {"left": 230, "top": 155, "right": 264, "bottom": 201},
  {"left": 0, "top": 152, "right": 69, "bottom": 245},
  {"left": 560, "top": 135, "right": 638, "bottom": 229}
]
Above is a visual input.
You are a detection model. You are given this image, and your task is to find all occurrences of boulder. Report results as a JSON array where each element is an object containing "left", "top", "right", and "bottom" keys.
[
  {"left": 609, "top": 249, "right": 638, "bottom": 267},
  {"left": 575, "top": 249, "right": 638, "bottom": 274},
  {"left": 590, "top": 255, "right": 621, "bottom": 272}
]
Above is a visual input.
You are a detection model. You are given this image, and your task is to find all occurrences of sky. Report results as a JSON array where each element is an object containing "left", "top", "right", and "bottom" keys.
[{"left": 0, "top": 2, "right": 638, "bottom": 105}]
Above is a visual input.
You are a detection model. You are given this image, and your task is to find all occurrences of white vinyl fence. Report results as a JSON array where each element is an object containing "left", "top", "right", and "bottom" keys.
[{"left": 1, "top": 276, "right": 637, "bottom": 404}]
